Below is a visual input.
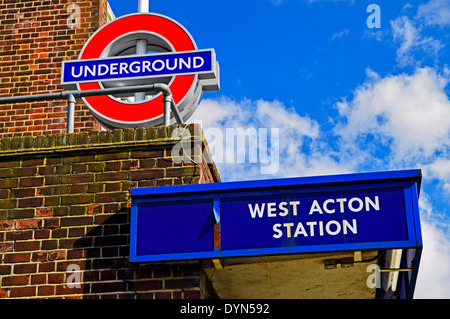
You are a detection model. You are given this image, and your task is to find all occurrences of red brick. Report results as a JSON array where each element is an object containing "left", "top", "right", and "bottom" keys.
[
  {"left": 166, "top": 167, "right": 196, "bottom": 177},
  {"left": 85, "top": 196, "right": 103, "bottom": 210},
  {"left": 0, "top": 189, "right": 10, "bottom": 199},
  {"left": 48, "top": 251, "right": 66, "bottom": 261},
  {"left": 154, "top": 291, "right": 171, "bottom": 299},
  {"left": 96, "top": 171, "right": 128, "bottom": 182},
  {"left": 44, "top": 175, "right": 61, "bottom": 185},
  {"left": 0, "top": 178, "right": 18, "bottom": 189},
  {"left": 165, "top": 278, "right": 200, "bottom": 289},
  {"left": 47, "top": 272, "right": 65, "bottom": 284},
  {"left": 36, "top": 207, "right": 52, "bottom": 217},
  {"left": 156, "top": 158, "right": 173, "bottom": 168},
  {"left": 0, "top": 289, "right": 9, "bottom": 298},
  {"left": 0, "top": 168, "right": 12, "bottom": 178},
  {"left": 130, "top": 169, "right": 164, "bottom": 180},
  {"left": 96, "top": 152, "right": 129, "bottom": 161},
  {"left": 104, "top": 161, "right": 121, "bottom": 171},
  {"left": 32, "top": 252, "right": 48, "bottom": 262},
  {"left": 183, "top": 290, "right": 202, "bottom": 299},
  {"left": 131, "top": 150, "right": 164, "bottom": 158},
  {"left": 121, "top": 159, "right": 139, "bottom": 170},
  {"left": 15, "top": 219, "right": 41, "bottom": 229},
  {"left": 31, "top": 274, "right": 47, "bottom": 285},
  {"left": 0, "top": 242, "right": 14, "bottom": 252},
  {"left": 104, "top": 182, "right": 121, "bottom": 192},
  {"left": 1, "top": 275, "right": 30, "bottom": 286},
  {"left": 91, "top": 281, "right": 127, "bottom": 294},
  {"left": 141, "top": 158, "right": 157, "bottom": 168},
  {"left": 18, "top": 197, "right": 43, "bottom": 208},
  {"left": 34, "top": 229, "right": 51, "bottom": 239},
  {"left": 12, "top": 167, "right": 37, "bottom": 177},
  {"left": 3, "top": 252, "right": 31, "bottom": 263},
  {"left": 38, "top": 262, "right": 55, "bottom": 273},
  {"left": 129, "top": 280, "right": 163, "bottom": 291},
  {"left": 19, "top": 177, "right": 44, "bottom": 187},
  {"left": 38, "top": 285, "right": 55, "bottom": 296},
  {"left": 15, "top": 241, "right": 41, "bottom": 252},
  {"left": 0, "top": 199, "right": 16, "bottom": 209},
  {"left": 22, "top": 158, "right": 45, "bottom": 167},
  {"left": 60, "top": 216, "right": 93, "bottom": 227},
  {"left": 9, "top": 286, "right": 36, "bottom": 298},
  {"left": 61, "top": 194, "right": 93, "bottom": 205},
  {"left": 44, "top": 196, "right": 59, "bottom": 206},
  {"left": 0, "top": 221, "right": 14, "bottom": 231},
  {"left": 13, "top": 263, "right": 37, "bottom": 275},
  {"left": 6, "top": 209, "right": 34, "bottom": 219},
  {"left": 95, "top": 192, "right": 127, "bottom": 203},
  {"left": 60, "top": 174, "right": 94, "bottom": 184},
  {"left": 43, "top": 218, "right": 59, "bottom": 229},
  {"left": 55, "top": 284, "right": 85, "bottom": 296},
  {"left": 11, "top": 188, "right": 36, "bottom": 198}
]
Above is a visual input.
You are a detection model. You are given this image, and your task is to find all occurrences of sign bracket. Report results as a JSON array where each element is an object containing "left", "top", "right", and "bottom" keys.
[{"left": 0, "top": 83, "right": 184, "bottom": 133}]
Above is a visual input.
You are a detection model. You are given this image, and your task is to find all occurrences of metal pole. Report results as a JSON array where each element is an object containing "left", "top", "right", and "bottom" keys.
[
  {"left": 170, "top": 100, "right": 184, "bottom": 124},
  {"left": 163, "top": 93, "right": 172, "bottom": 126},
  {"left": 0, "top": 84, "right": 172, "bottom": 103},
  {"left": 0, "top": 83, "right": 183, "bottom": 131},
  {"left": 67, "top": 94, "right": 76, "bottom": 134},
  {"left": 138, "top": 0, "right": 149, "bottom": 12},
  {"left": 135, "top": 0, "right": 149, "bottom": 102},
  {"left": 134, "top": 39, "right": 147, "bottom": 102}
]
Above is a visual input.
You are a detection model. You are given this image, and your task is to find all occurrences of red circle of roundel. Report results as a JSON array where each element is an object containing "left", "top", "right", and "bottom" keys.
[{"left": 78, "top": 13, "right": 196, "bottom": 123}]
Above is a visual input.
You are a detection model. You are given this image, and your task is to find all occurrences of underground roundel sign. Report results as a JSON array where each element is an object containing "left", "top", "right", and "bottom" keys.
[{"left": 61, "top": 13, "right": 220, "bottom": 129}]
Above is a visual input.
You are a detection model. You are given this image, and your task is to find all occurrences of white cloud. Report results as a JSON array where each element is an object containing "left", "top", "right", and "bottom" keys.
[
  {"left": 330, "top": 29, "right": 350, "bottom": 41},
  {"left": 334, "top": 67, "right": 450, "bottom": 164},
  {"left": 391, "top": 16, "right": 443, "bottom": 67},
  {"left": 191, "top": 97, "right": 350, "bottom": 181},
  {"left": 426, "top": 158, "right": 450, "bottom": 194},
  {"left": 417, "top": 0, "right": 450, "bottom": 27},
  {"left": 414, "top": 220, "right": 450, "bottom": 298},
  {"left": 364, "top": 29, "right": 384, "bottom": 42}
]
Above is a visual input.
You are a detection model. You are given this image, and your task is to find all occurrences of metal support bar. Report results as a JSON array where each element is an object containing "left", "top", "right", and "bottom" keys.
[
  {"left": 135, "top": 39, "right": 148, "bottom": 102},
  {"left": 136, "top": 0, "right": 149, "bottom": 102},
  {"left": 67, "top": 94, "right": 76, "bottom": 134},
  {"left": 138, "top": 0, "right": 149, "bottom": 12},
  {"left": 163, "top": 93, "right": 172, "bottom": 126},
  {"left": 0, "top": 83, "right": 182, "bottom": 130},
  {"left": 170, "top": 99, "right": 184, "bottom": 124}
]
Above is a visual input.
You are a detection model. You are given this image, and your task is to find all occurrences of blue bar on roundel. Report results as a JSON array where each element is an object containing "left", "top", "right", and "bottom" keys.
[{"left": 62, "top": 49, "right": 213, "bottom": 84}]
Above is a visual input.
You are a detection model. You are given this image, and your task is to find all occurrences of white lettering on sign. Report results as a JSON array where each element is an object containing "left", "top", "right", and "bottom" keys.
[
  {"left": 272, "top": 219, "right": 358, "bottom": 238},
  {"left": 248, "top": 201, "right": 300, "bottom": 218},
  {"left": 308, "top": 196, "right": 379, "bottom": 214},
  {"left": 247, "top": 196, "right": 379, "bottom": 240},
  {"left": 69, "top": 56, "right": 205, "bottom": 79}
]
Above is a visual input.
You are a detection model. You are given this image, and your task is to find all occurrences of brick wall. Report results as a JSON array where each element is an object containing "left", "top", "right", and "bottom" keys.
[
  {"left": 0, "top": 0, "right": 108, "bottom": 138},
  {"left": 0, "top": 124, "right": 221, "bottom": 299}
]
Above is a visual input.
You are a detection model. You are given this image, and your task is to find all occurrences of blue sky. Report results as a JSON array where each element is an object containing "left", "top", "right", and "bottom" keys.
[{"left": 108, "top": 0, "right": 450, "bottom": 298}]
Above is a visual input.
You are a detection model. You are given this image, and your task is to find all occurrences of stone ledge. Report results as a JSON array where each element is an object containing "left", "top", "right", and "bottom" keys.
[{"left": 0, "top": 124, "right": 205, "bottom": 157}]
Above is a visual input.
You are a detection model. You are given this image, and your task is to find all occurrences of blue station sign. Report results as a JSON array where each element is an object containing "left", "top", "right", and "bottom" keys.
[
  {"left": 130, "top": 169, "right": 422, "bottom": 263},
  {"left": 61, "top": 49, "right": 217, "bottom": 88},
  {"left": 220, "top": 186, "right": 409, "bottom": 252}
]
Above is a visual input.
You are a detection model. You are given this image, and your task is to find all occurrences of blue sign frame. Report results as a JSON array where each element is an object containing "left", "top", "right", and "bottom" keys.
[{"left": 130, "top": 169, "right": 422, "bottom": 265}]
